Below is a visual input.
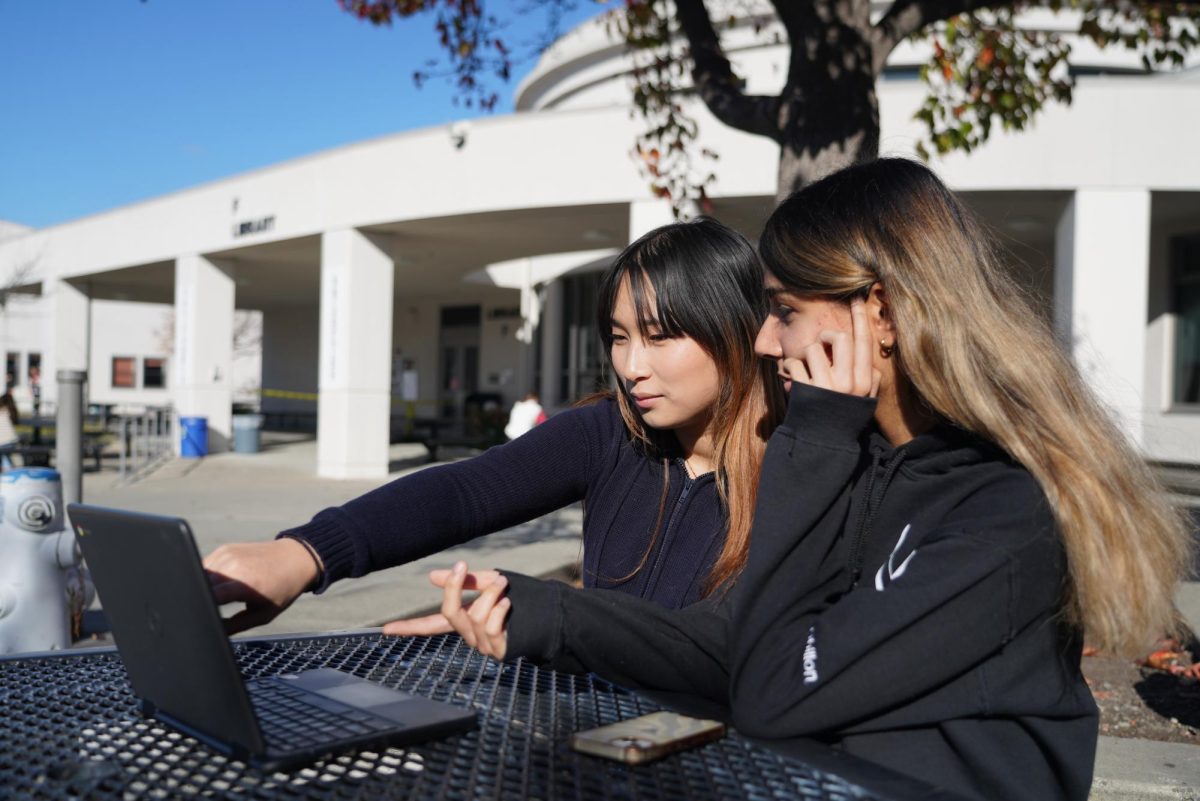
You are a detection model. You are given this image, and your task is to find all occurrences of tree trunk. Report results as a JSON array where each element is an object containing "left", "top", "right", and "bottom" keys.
[
  {"left": 776, "top": 121, "right": 879, "bottom": 202},
  {"left": 771, "top": 4, "right": 882, "bottom": 202},
  {"left": 773, "top": 75, "right": 880, "bottom": 202}
]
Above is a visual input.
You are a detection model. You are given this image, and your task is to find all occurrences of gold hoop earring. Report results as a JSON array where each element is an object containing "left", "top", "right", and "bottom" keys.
[{"left": 880, "top": 340, "right": 895, "bottom": 358}]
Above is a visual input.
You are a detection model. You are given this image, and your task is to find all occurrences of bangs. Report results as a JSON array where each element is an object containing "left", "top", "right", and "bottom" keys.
[
  {"left": 596, "top": 217, "right": 765, "bottom": 361},
  {"left": 625, "top": 268, "right": 687, "bottom": 340}
]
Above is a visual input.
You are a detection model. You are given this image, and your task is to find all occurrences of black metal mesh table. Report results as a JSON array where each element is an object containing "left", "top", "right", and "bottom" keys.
[{"left": 2, "top": 632, "right": 901, "bottom": 801}]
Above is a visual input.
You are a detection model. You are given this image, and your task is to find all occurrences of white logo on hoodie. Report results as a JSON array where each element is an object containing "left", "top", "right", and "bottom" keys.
[
  {"left": 874, "top": 524, "right": 917, "bottom": 591},
  {"left": 802, "top": 626, "right": 818, "bottom": 684}
]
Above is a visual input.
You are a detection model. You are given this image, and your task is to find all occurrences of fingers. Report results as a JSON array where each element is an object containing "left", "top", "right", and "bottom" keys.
[
  {"left": 815, "top": 302, "right": 874, "bottom": 396},
  {"left": 484, "top": 598, "right": 511, "bottom": 660},
  {"left": 850, "top": 299, "right": 875, "bottom": 395},
  {"left": 819, "top": 330, "right": 852, "bottom": 391},
  {"left": 440, "top": 562, "right": 471, "bottom": 644},
  {"left": 382, "top": 613, "right": 454, "bottom": 637},
  {"left": 803, "top": 340, "right": 834, "bottom": 388},
  {"left": 783, "top": 300, "right": 878, "bottom": 398},
  {"left": 428, "top": 569, "right": 453, "bottom": 588},
  {"left": 437, "top": 561, "right": 510, "bottom": 659},
  {"left": 468, "top": 574, "right": 507, "bottom": 627},
  {"left": 780, "top": 357, "right": 810, "bottom": 386},
  {"left": 428, "top": 567, "right": 502, "bottom": 590},
  {"left": 485, "top": 598, "right": 510, "bottom": 640},
  {"left": 222, "top": 604, "right": 279, "bottom": 636},
  {"left": 210, "top": 579, "right": 255, "bottom": 606}
]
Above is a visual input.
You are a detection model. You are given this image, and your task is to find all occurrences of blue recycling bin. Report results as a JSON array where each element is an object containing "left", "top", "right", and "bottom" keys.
[{"left": 180, "top": 416, "right": 208, "bottom": 458}]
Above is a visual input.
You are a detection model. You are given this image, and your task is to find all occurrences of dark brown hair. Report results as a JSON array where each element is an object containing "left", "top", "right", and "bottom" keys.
[{"left": 596, "top": 217, "right": 785, "bottom": 594}]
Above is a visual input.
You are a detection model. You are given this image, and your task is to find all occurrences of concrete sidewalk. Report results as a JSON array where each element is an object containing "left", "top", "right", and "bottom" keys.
[
  {"left": 79, "top": 433, "right": 583, "bottom": 637},
  {"left": 71, "top": 433, "right": 1198, "bottom": 800}
]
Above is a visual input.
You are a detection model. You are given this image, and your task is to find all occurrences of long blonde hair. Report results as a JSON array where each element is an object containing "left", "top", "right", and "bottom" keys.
[
  {"left": 759, "top": 158, "right": 1192, "bottom": 653},
  {"left": 597, "top": 218, "right": 785, "bottom": 594}
]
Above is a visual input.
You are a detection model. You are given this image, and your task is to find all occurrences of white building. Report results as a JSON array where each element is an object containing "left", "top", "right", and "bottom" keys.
[{"left": 1, "top": 7, "right": 1197, "bottom": 477}]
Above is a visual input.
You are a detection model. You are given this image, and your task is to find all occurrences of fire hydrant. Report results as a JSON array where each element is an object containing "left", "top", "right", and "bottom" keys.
[{"left": 0, "top": 468, "right": 93, "bottom": 653}]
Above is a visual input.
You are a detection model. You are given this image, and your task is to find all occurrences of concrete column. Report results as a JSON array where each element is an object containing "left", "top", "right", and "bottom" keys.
[
  {"left": 48, "top": 280, "right": 90, "bottom": 401},
  {"left": 539, "top": 280, "right": 564, "bottom": 407},
  {"left": 174, "top": 254, "right": 234, "bottom": 453},
  {"left": 317, "top": 229, "right": 394, "bottom": 479},
  {"left": 55, "top": 369, "right": 86, "bottom": 506},
  {"left": 629, "top": 199, "right": 676, "bottom": 242},
  {"left": 1054, "top": 189, "right": 1152, "bottom": 445}
]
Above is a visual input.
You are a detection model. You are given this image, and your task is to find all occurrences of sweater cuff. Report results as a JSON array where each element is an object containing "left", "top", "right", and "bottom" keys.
[
  {"left": 277, "top": 510, "right": 359, "bottom": 594},
  {"left": 780, "top": 383, "right": 877, "bottom": 450},
  {"left": 500, "top": 571, "right": 565, "bottom": 664}
]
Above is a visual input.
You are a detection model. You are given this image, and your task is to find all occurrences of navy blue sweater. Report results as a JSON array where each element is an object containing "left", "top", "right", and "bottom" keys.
[{"left": 280, "top": 399, "right": 725, "bottom": 609}]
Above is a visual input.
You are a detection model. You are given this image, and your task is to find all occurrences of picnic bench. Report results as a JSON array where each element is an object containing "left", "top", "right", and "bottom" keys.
[
  {"left": 10, "top": 433, "right": 108, "bottom": 471},
  {"left": 400, "top": 417, "right": 500, "bottom": 462}
]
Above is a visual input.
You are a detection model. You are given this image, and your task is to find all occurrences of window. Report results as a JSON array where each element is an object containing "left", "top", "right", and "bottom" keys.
[
  {"left": 5, "top": 352, "right": 19, "bottom": 388},
  {"left": 1173, "top": 234, "right": 1200, "bottom": 407},
  {"left": 112, "top": 357, "right": 136, "bottom": 389},
  {"left": 26, "top": 352, "right": 40, "bottom": 386},
  {"left": 143, "top": 357, "right": 166, "bottom": 389}
]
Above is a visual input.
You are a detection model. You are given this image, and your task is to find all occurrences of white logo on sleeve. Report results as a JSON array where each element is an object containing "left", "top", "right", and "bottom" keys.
[
  {"left": 802, "top": 626, "right": 818, "bottom": 685},
  {"left": 874, "top": 523, "right": 917, "bottom": 591}
]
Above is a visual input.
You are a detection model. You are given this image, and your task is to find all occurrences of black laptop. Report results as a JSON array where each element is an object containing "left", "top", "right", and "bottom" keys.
[{"left": 68, "top": 503, "right": 477, "bottom": 771}]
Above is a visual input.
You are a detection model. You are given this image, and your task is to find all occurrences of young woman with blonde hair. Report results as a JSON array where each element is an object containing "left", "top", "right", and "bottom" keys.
[
  {"left": 205, "top": 218, "right": 784, "bottom": 632},
  {"left": 429, "top": 159, "right": 1192, "bottom": 801}
]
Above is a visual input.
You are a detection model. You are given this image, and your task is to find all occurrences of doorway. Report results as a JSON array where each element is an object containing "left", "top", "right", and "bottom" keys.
[{"left": 439, "top": 305, "right": 481, "bottom": 419}]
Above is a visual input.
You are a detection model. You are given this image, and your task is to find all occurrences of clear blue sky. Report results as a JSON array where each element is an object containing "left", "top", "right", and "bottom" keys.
[{"left": 0, "top": 0, "right": 605, "bottom": 229}]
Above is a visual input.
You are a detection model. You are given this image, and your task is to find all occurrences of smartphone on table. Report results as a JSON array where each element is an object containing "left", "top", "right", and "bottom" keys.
[{"left": 569, "top": 711, "right": 726, "bottom": 765}]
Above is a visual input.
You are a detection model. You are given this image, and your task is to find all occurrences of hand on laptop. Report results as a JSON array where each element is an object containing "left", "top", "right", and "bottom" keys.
[
  {"left": 204, "top": 539, "right": 320, "bottom": 634},
  {"left": 383, "top": 561, "right": 510, "bottom": 659}
]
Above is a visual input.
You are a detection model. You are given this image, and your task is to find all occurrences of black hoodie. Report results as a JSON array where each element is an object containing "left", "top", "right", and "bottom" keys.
[{"left": 501, "top": 384, "right": 1098, "bottom": 801}]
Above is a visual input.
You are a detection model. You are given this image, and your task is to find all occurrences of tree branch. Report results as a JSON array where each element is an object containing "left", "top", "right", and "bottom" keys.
[
  {"left": 873, "top": 0, "right": 1200, "bottom": 70},
  {"left": 674, "top": 0, "right": 781, "bottom": 140},
  {"left": 767, "top": 0, "right": 811, "bottom": 46},
  {"left": 873, "top": 0, "right": 1016, "bottom": 66}
]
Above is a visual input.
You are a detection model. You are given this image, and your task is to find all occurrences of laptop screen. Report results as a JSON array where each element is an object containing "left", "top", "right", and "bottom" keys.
[{"left": 69, "top": 504, "right": 265, "bottom": 755}]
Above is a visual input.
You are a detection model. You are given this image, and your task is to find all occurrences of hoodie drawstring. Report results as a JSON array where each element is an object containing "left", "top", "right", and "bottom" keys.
[{"left": 846, "top": 448, "right": 909, "bottom": 590}]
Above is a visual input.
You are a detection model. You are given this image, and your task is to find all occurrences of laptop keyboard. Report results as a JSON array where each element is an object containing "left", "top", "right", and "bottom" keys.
[{"left": 247, "top": 678, "right": 397, "bottom": 752}]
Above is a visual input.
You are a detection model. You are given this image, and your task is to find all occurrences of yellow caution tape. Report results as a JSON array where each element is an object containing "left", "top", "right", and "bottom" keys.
[
  {"left": 260, "top": 388, "right": 319, "bottom": 401},
  {"left": 258, "top": 388, "right": 440, "bottom": 408}
]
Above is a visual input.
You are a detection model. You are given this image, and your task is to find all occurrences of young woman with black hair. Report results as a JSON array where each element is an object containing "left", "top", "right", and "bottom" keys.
[
  {"left": 428, "top": 159, "right": 1192, "bottom": 801},
  {"left": 0, "top": 385, "right": 19, "bottom": 470},
  {"left": 204, "top": 218, "right": 785, "bottom": 633}
]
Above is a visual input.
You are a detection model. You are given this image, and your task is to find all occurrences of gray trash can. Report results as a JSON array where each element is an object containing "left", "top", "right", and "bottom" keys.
[{"left": 232, "top": 414, "right": 262, "bottom": 454}]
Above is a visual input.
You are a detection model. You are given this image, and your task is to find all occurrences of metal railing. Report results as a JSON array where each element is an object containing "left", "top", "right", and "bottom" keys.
[{"left": 117, "top": 407, "right": 175, "bottom": 483}]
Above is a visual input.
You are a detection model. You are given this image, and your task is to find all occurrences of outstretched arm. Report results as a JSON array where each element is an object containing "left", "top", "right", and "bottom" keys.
[
  {"left": 412, "top": 562, "right": 732, "bottom": 706},
  {"left": 205, "top": 402, "right": 618, "bottom": 633},
  {"left": 281, "top": 403, "right": 611, "bottom": 589}
]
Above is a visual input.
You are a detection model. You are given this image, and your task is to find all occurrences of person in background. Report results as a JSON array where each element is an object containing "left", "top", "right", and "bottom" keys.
[
  {"left": 503, "top": 392, "right": 546, "bottom": 441},
  {"left": 427, "top": 159, "right": 1193, "bottom": 801},
  {"left": 204, "top": 218, "right": 785, "bottom": 633},
  {"left": 0, "top": 385, "right": 20, "bottom": 470}
]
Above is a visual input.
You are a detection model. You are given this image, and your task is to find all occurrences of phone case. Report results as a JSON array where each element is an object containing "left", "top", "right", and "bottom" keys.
[{"left": 569, "top": 711, "right": 726, "bottom": 765}]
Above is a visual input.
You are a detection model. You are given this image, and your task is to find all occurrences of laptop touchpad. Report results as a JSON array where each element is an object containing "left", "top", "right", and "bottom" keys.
[{"left": 316, "top": 682, "right": 414, "bottom": 708}]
